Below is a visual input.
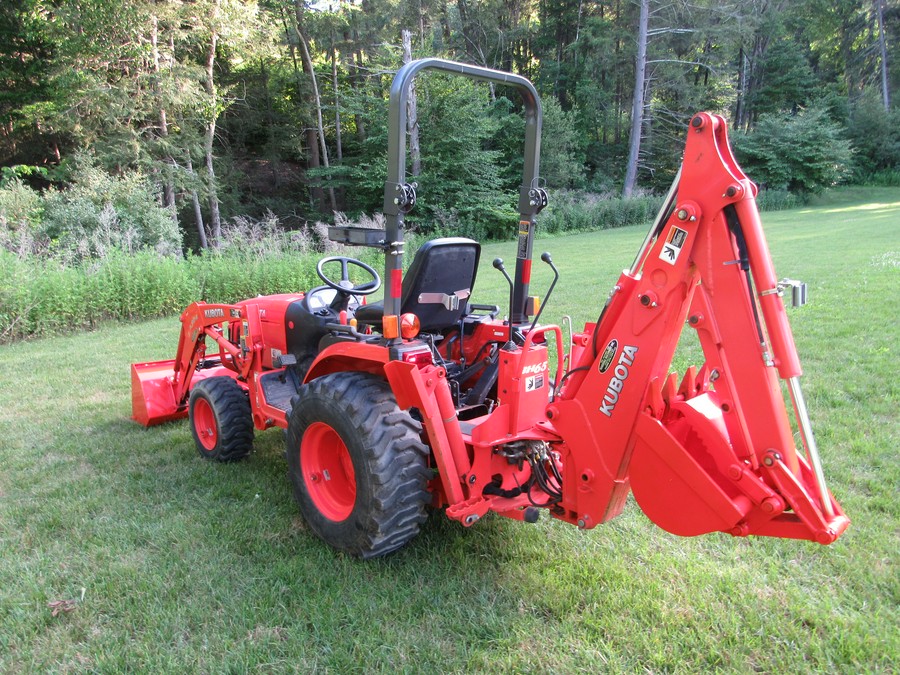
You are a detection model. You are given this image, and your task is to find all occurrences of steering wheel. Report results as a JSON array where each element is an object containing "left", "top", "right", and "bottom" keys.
[{"left": 315, "top": 256, "right": 381, "bottom": 296}]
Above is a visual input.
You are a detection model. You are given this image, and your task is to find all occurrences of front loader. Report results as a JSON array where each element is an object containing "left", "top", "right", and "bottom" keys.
[{"left": 132, "top": 59, "right": 848, "bottom": 558}]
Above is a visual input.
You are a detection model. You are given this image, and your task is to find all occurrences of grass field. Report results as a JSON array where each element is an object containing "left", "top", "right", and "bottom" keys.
[{"left": 1, "top": 188, "right": 897, "bottom": 672}]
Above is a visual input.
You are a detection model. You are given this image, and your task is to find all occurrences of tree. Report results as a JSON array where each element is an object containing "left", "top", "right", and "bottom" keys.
[
  {"left": 732, "top": 106, "right": 853, "bottom": 193},
  {"left": 203, "top": 0, "right": 224, "bottom": 246},
  {"left": 0, "top": 0, "right": 58, "bottom": 166},
  {"left": 876, "top": 0, "right": 891, "bottom": 110},
  {"left": 622, "top": 0, "right": 648, "bottom": 198}
]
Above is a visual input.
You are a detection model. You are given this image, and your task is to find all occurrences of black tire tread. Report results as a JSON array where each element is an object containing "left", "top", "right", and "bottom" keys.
[
  {"left": 287, "top": 372, "right": 431, "bottom": 558},
  {"left": 189, "top": 377, "right": 254, "bottom": 462}
]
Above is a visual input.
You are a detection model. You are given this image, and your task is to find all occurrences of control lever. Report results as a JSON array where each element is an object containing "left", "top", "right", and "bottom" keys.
[
  {"left": 493, "top": 257, "right": 516, "bottom": 343},
  {"left": 528, "top": 252, "right": 559, "bottom": 334}
]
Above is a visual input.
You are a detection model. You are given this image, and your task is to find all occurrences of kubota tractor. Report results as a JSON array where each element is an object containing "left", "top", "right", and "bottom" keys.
[{"left": 131, "top": 59, "right": 848, "bottom": 558}]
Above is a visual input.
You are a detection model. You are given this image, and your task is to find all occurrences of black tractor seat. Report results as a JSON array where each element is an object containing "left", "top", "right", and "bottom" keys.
[{"left": 355, "top": 237, "right": 481, "bottom": 333}]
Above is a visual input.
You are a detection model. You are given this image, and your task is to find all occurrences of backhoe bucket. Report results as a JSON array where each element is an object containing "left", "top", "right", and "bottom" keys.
[{"left": 131, "top": 359, "right": 185, "bottom": 427}]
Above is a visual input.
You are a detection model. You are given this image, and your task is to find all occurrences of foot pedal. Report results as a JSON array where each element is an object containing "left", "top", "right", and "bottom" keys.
[{"left": 274, "top": 353, "right": 297, "bottom": 368}]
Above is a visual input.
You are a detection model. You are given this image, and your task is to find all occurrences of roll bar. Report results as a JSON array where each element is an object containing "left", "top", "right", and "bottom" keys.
[{"left": 381, "top": 58, "right": 544, "bottom": 328}]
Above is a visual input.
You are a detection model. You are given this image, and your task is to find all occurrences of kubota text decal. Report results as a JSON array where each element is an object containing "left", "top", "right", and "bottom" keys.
[{"left": 599, "top": 344, "right": 639, "bottom": 417}]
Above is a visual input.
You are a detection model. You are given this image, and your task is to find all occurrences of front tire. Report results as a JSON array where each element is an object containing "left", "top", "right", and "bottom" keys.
[
  {"left": 286, "top": 372, "right": 431, "bottom": 558},
  {"left": 188, "top": 376, "right": 254, "bottom": 462}
]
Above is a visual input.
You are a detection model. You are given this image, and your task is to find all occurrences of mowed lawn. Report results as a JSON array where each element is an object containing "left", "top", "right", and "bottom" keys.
[{"left": 0, "top": 188, "right": 897, "bottom": 672}]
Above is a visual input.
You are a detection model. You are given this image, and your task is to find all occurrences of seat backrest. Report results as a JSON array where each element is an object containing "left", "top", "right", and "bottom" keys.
[{"left": 401, "top": 237, "right": 480, "bottom": 332}]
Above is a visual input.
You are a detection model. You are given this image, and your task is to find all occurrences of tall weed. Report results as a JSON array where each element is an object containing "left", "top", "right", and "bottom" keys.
[
  {"left": 539, "top": 191, "right": 662, "bottom": 234},
  {"left": 0, "top": 248, "right": 323, "bottom": 342}
]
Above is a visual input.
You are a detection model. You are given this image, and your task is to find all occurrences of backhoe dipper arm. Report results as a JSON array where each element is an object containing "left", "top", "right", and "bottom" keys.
[{"left": 549, "top": 113, "right": 848, "bottom": 545}]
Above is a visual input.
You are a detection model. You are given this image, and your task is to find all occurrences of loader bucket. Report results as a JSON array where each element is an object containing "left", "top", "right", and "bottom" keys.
[{"left": 131, "top": 359, "right": 186, "bottom": 427}]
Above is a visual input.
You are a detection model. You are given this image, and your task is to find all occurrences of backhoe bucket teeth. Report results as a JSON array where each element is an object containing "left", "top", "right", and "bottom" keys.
[{"left": 131, "top": 359, "right": 185, "bottom": 427}]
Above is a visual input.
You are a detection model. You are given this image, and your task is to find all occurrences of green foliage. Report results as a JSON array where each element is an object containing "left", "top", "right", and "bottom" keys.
[
  {"left": 538, "top": 98, "right": 586, "bottom": 189},
  {"left": 751, "top": 39, "right": 818, "bottom": 117},
  {"left": 0, "top": 178, "right": 43, "bottom": 252},
  {"left": 732, "top": 107, "right": 853, "bottom": 194},
  {"left": 539, "top": 190, "right": 660, "bottom": 234},
  {"left": 412, "top": 76, "right": 515, "bottom": 237},
  {"left": 860, "top": 169, "right": 900, "bottom": 187},
  {"left": 0, "top": 164, "right": 49, "bottom": 186},
  {"left": 753, "top": 188, "right": 804, "bottom": 212},
  {"left": 846, "top": 91, "right": 900, "bottom": 176},
  {"left": 2, "top": 0, "right": 899, "bottom": 236},
  {"left": 0, "top": 246, "right": 323, "bottom": 342},
  {"left": 39, "top": 158, "right": 182, "bottom": 261}
]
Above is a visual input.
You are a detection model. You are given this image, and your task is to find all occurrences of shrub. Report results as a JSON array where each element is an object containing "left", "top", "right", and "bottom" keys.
[
  {"left": 754, "top": 188, "right": 804, "bottom": 211},
  {"left": 539, "top": 191, "right": 661, "bottom": 235},
  {"left": 846, "top": 92, "right": 900, "bottom": 177},
  {"left": 40, "top": 157, "right": 182, "bottom": 261},
  {"left": 860, "top": 169, "right": 900, "bottom": 187},
  {"left": 732, "top": 106, "right": 853, "bottom": 194},
  {"left": 0, "top": 179, "right": 44, "bottom": 258}
]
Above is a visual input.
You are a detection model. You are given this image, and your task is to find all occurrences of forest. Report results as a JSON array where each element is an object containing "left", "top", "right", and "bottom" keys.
[{"left": 0, "top": 0, "right": 898, "bottom": 254}]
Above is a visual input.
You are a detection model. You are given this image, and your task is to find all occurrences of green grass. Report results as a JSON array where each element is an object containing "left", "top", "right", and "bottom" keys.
[{"left": 1, "top": 188, "right": 897, "bottom": 672}]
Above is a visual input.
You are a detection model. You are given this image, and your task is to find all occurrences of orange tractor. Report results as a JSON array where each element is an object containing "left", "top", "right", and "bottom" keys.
[{"left": 132, "top": 59, "right": 848, "bottom": 558}]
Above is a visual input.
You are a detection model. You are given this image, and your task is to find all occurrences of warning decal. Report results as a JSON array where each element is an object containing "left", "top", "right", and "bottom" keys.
[
  {"left": 525, "top": 374, "right": 545, "bottom": 392},
  {"left": 659, "top": 225, "right": 688, "bottom": 265},
  {"left": 517, "top": 221, "right": 531, "bottom": 258}
]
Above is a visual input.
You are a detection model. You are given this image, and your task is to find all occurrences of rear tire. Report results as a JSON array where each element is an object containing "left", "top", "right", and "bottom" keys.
[
  {"left": 189, "top": 376, "right": 254, "bottom": 462},
  {"left": 286, "top": 372, "right": 431, "bottom": 558}
]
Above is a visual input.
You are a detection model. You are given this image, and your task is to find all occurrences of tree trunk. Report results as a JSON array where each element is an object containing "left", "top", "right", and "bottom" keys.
[
  {"left": 280, "top": 9, "right": 325, "bottom": 210},
  {"left": 331, "top": 37, "right": 343, "bottom": 163},
  {"left": 295, "top": 1, "right": 337, "bottom": 213},
  {"left": 353, "top": 44, "right": 367, "bottom": 143},
  {"left": 623, "top": 0, "right": 648, "bottom": 198},
  {"left": 150, "top": 16, "right": 177, "bottom": 224},
  {"left": 876, "top": 0, "right": 891, "bottom": 111},
  {"left": 185, "top": 153, "right": 208, "bottom": 250},
  {"left": 203, "top": 0, "right": 222, "bottom": 247},
  {"left": 401, "top": 30, "right": 422, "bottom": 178},
  {"left": 735, "top": 45, "right": 748, "bottom": 130}
]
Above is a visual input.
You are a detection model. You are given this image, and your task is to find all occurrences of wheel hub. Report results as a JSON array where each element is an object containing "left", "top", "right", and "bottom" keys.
[{"left": 300, "top": 422, "right": 357, "bottom": 521}]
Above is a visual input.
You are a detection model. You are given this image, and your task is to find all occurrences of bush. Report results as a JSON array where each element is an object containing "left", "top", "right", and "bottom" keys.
[
  {"left": 539, "top": 191, "right": 661, "bottom": 235},
  {"left": 0, "top": 179, "right": 44, "bottom": 257},
  {"left": 40, "top": 157, "right": 182, "bottom": 261},
  {"left": 732, "top": 106, "right": 853, "bottom": 194},
  {"left": 0, "top": 206, "right": 397, "bottom": 341},
  {"left": 754, "top": 188, "right": 804, "bottom": 211},
  {"left": 846, "top": 92, "right": 900, "bottom": 177},
  {"left": 860, "top": 169, "right": 900, "bottom": 187}
]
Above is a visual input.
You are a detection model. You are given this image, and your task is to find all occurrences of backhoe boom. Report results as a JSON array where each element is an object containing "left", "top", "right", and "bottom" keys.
[{"left": 547, "top": 113, "right": 847, "bottom": 544}]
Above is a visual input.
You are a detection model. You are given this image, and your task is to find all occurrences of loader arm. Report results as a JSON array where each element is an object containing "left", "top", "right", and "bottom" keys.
[
  {"left": 131, "top": 302, "right": 257, "bottom": 426},
  {"left": 549, "top": 113, "right": 848, "bottom": 544}
]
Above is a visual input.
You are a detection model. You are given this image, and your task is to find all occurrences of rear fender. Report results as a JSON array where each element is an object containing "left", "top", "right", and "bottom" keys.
[{"left": 303, "top": 343, "right": 391, "bottom": 383}]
